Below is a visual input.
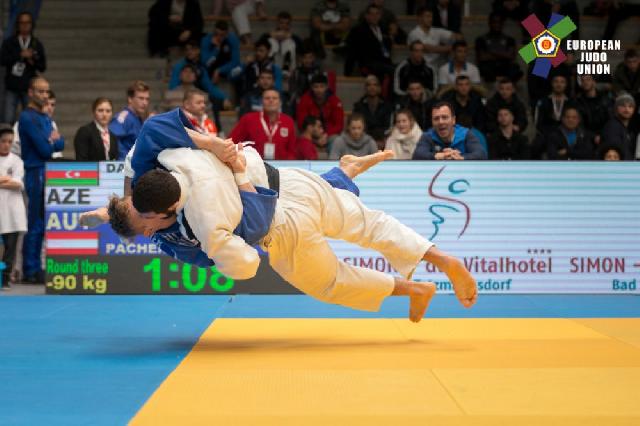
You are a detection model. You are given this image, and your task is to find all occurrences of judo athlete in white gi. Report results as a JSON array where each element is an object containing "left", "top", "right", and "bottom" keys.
[{"left": 127, "top": 142, "right": 477, "bottom": 322}]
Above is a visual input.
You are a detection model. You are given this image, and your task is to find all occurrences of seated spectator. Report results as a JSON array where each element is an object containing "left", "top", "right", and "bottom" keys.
[
  {"left": 437, "top": 40, "right": 482, "bottom": 87},
  {"left": 309, "top": 0, "right": 351, "bottom": 58},
  {"left": 612, "top": 49, "right": 640, "bottom": 102},
  {"left": 475, "top": 13, "right": 522, "bottom": 83},
  {"left": 430, "top": 0, "right": 462, "bottom": 32},
  {"left": 288, "top": 48, "right": 336, "bottom": 112},
  {"left": 0, "top": 127, "right": 26, "bottom": 289},
  {"left": 296, "top": 73, "right": 344, "bottom": 139},
  {"left": 239, "top": 69, "right": 276, "bottom": 116},
  {"left": 110, "top": 80, "right": 150, "bottom": 160},
  {"left": 1, "top": 12, "right": 46, "bottom": 124},
  {"left": 200, "top": 21, "right": 242, "bottom": 86},
  {"left": 395, "top": 79, "right": 436, "bottom": 131},
  {"left": 242, "top": 39, "right": 283, "bottom": 95},
  {"left": 407, "top": 7, "right": 460, "bottom": 70},
  {"left": 212, "top": 0, "right": 266, "bottom": 46},
  {"left": 487, "top": 107, "right": 530, "bottom": 160},
  {"left": 598, "top": 144, "right": 625, "bottom": 161},
  {"left": 358, "top": 0, "right": 407, "bottom": 44},
  {"left": 575, "top": 74, "right": 613, "bottom": 140},
  {"left": 385, "top": 109, "right": 423, "bottom": 159},
  {"left": 259, "top": 11, "right": 303, "bottom": 77},
  {"left": 485, "top": 78, "right": 528, "bottom": 134},
  {"left": 229, "top": 89, "right": 297, "bottom": 160},
  {"left": 169, "top": 40, "right": 230, "bottom": 106},
  {"left": 163, "top": 63, "right": 199, "bottom": 110},
  {"left": 412, "top": 101, "right": 487, "bottom": 160},
  {"left": 601, "top": 93, "right": 638, "bottom": 160},
  {"left": 547, "top": 106, "right": 595, "bottom": 160},
  {"left": 74, "top": 97, "right": 118, "bottom": 161},
  {"left": 296, "top": 115, "right": 325, "bottom": 160},
  {"left": 442, "top": 75, "right": 486, "bottom": 132},
  {"left": 329, "top": 113, "right": 377, "bottom": 159},
  {"left": 182, "top": 88, "right": 217, "bottom": 135},
  {"left": 393, "top": 40, "right": 436, "bottom": 98},
  {"left": 535, "top": 74, "right": 571, "bottom": 134},
  {"left": 344, "top": 4, "right": 394, "bottom": 87},
  {"left": 147, "top": 0, "right": 203, "bottom": 57},
  {"left": 353, "top": 75, "right": 394, "bottom": 149}
]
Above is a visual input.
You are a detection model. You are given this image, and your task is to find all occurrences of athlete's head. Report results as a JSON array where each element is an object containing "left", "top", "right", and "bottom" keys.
[
  {"left": 108, "top": 196, "right": 167, "bottom": 238},
  {"left": 132, "top": 169, "right": 181, "bottom": 218}
]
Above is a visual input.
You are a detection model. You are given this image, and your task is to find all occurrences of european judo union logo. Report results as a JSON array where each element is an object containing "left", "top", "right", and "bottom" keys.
[
  {"left": 518, "top": 13, "right": 577, "bottom": 78},
  {"left": 427, "top": 166, "right": 471, "bottom": 240}
]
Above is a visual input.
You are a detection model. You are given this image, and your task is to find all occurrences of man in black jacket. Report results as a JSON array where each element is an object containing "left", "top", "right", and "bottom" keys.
[
  {"left": 395, "top": 79, "right": 435, "bottom": 131},
  {"left": 0, "top": 12, "right": 46, "bottom": 124},
  {"left": 601, "top": 93, "right": 638, "bottom": 160},
  {"left": 485, "top": 79, "right": 528, "bottom": 134},
  {"left": 547, "top": 106, "right": 595, "bottom": 160},
  {"left": 575, "top": 74, "right": 613, "bottom": 139},
  {"left": 393, "top": 40, "right": 436, "bottom": 98}
]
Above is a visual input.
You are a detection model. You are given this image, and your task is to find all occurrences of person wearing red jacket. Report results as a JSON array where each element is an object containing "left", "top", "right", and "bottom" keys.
[
  {"left": 296, "top": 73, "right": 344, "bottom": 138},
  {"left": 230, "top": 89, "right": 297, "bottom": 160}
]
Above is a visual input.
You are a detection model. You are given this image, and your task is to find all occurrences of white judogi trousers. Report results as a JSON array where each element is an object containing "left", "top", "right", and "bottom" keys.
[{"left": 263, "top": 168, "right": 434, "bottom": 312}]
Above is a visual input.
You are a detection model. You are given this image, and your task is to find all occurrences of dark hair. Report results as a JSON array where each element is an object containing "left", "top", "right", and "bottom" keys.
[
  {"left": 407, "top": 78, "right": 424, "bottom": 87},
  {"left": 183, "top": 88, "right": 207, "bottom": 102},
  {"left": 455, "top": 75, "right": 471, "bottom": 84},
  {"left": 452, "top": 40, "right": 467, "bottom": 50},
  {"left": 132, "top": 170, "right": 181, "bottom": 214},
  {"left": 181, "top": 63, "right": 198, "bottom": 74},
  {"left": 108, "top": 196, "right": 136, "bottom": 238},
  {"left": 562, "top": 105, "right": 580, "bottom": 118},
  {"left": 48, "top": 90, "right": 56, "bottom": 100},
  {"left": 598, "top": 144, "right": 626, "bottom": 160},
  {"left": 15, "top": 12, "right": 33, "bottom": 35},
  {"left": 497, "top": 77, "right": 514, "bottom": 86},
  {"left": 255, "top": 39, "right": 271, "bottom": 50},
  {"left": 395, "top": 108, "right": 415, "bottom": 123},
  {"left": 301, "top": 115, "right": 320, "bottom": 129},
  {"left": 409, "top": 40, "right": 424, "bottom": 51},
  {"left": 416, "top": 6, "right": 431, "bottom": 17},
  {"left": 92, "top": 97, "right": 113, "bottom": 112},
  {"left": 215, "top": 20, "right": 229, "bottom": 31},
  {"left": 624, "top": 49, "right": 639, "bottom": 60},
  {"left": 277, "top": 11, "right": 292, "bottom": 20},
  {"left": 347, "top": 112, "right": 366, "bottom": 128},
  {"left": 366, "top": 4, "right": 381, "bottom": 14},
  {"left": 0, "top": 127, "right": 14, "bottom": 139},
  {"left": 127, "top": 80, "right": 150, "bottom": 98},
  {"left": 185, "top": 38, "right": 200, "bottom": 48},
  {"left": 431, "top": 101, "right": 456, "bottom": 116},
  {"left": 259, "top": 68, "right": 275, "bottom": 77},
  {"left": 310, "top": 73, "right": 328, "bottom": 85}
]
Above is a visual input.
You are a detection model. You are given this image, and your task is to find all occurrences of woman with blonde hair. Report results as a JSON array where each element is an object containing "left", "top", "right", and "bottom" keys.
[{"left": 385, "top": 108, "right": 422, "bottom": 159}]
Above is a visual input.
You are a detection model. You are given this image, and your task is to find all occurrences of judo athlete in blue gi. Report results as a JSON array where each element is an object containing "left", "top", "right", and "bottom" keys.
[
  {"left": 109, "top": 81, "right": 150, "bottom": 160},
  {"left": 19, "top": 77, "right": 64, "bottom": 282},
  {"left": 96, "top": 109, "right": 477, "bottom": 322}
]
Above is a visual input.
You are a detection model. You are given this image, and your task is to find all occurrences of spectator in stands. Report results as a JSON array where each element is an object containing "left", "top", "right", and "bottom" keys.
[
  {"left": 259, "top": 11, "right": 303, "bottom": 77},
  {"left": 169, "top": 40, "right": 230, "bottom": 106},
  {"left": 74, "top": 98, "right": 118, "bottom": 161},
  {"left": 309, "top": 0, "right": 351, "bottom": 58},
  {"left": 19, "top": 77, "right": 63, "bottom": 284},
  {"left": 393, "top": 40, "right": 436, "bottom": 98},
  {"left": 353, "top": 75, "right": 394, "bottom": 149},
  {"left": 148, "top": 0, "right": 203, "bottom": 57},
  {"left": 0, "top": 12, "right": 46, "bottom": 124},
  {"left": 296, "top": 115, "right": 324, "bottom": 160},
  {"left": 612, "top": 49, "right": 640, "bottom": 102},
  {"left": 430, "top": 0, "right": 462, "bottom": 32},
  {"left": 0, "top": 127, "right": 26, "bottom": 289},
  {"left": 288, "top": 48, "right": 335, "bottom": 112},
  {"left": 344, "top": 4, "right": 394, "bottom": 86},
  {"left": 182, "top": 88, "right": 217, "bottom": 135},
  {"left": 475, "top": 13, "right": 521, "bottom": 83},
  {"left": 385, "top": 109, "right": 422, "bottom": 159},
  {"left": 487, "top": 107, "right": 530, "bottom": 160},
  {"left": 547, "top": 106, "right": 595, "bottom": 160},
  {"left": 357, "top": 0, "right": 407, "bottom": 44},
  {"left": 110, "top": 80, "right": 150, "bottom": 161},
  {"left": 164, "top": 63, "right": 199, "bottom": 109},
  {"left": 296, "top": 73, "right": 344, "bottom": 139},
  {"left": 598, "top": 144, "right": 625, "bottom": 161},
  {"left": 485, "top": 78, "right": 528, "bottom": 134},
  {"left": 243, "top": 39, "right": 283, "bottom": 95},
  {"left": 200, "top": 21, "right": 242, "bottom": 87},
  {"left": 437, "top": 40, "right": 482, "bottom": 87},
  {"left": 43, "top": 91, "right": 62, "bottom": 159},
  {"left": 442, "top": 75, "right": 486, "bottom": 132},
  {"left": 602, "top": 93, "right": 638, "bottom": 160},
  {"left": 575, "top": 74, "right": 613, "bottom": 140},
  {"left": 535, "top": 74, "right": 571, "bottom": 134},
  {"left": 395, "top": 79, "right": 435, "bottom": 131},
  {"left": 212, "top": 0, "right": 267, "bottom": 46},
  {"left": 412, "top": 101, "right": 487, "bottom": 160},
  {"left": 407, "top": 7, "right": 460, "bottom": 70},
  {"left": 239, "top": 69, "right": 276, "bottom": 116},
  {"left": 329, "top": 113, "right": 378, "bottom": 159},
  {"left": 229, "top": 89, "right": 297, "bottom": 159}
]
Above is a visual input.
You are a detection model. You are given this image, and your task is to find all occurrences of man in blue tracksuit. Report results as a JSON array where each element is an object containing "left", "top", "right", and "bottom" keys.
[
  {"left": 19, "top": 77, "right": 64, "bottom": 283},
  {"left": 412, "top": 101, "right": 487, "bottom": 160},
  {"left": 109, "top": 80, "right": 150, "bottom": 160},
  {"left": 200, "top": 21, "right": 243, "bottom": 85}
]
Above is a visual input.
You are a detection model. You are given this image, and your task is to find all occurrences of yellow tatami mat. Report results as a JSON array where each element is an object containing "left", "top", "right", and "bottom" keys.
[{"left": 131, "top": 318, "right": 640, "bottom": 425}]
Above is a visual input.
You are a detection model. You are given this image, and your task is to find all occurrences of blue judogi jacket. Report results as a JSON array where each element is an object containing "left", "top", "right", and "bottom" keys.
[
  {"left": 110, "top": 107, "right": 144, "bottom": 161},
  {"left": 18, "top": 108, "right": 64, "bottom": 169}
]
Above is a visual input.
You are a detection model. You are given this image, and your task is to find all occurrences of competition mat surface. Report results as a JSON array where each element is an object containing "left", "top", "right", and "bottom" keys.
[{"left": 1, "top": 295, "right": 639, "bottom": 425}]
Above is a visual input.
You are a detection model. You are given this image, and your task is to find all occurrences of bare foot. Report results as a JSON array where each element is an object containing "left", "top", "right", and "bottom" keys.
[
  {"left": 408, "top": 282, "right": 436, "bottom": 323},
  {"left": 445, "top": 257, "right": 477, "bottom": 308},
  {"left": 339, "top": 150, "right": 395, "bottom": 179}
]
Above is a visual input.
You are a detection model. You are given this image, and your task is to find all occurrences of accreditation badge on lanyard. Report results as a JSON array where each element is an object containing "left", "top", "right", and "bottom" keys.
[{"left": 260, "top": 112, "right": 278, "bottom": 160}]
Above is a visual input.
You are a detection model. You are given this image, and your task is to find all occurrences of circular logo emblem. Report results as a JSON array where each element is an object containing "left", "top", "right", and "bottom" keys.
[{"left": 536, "top": 34, "right": 557, "bottom": 56}]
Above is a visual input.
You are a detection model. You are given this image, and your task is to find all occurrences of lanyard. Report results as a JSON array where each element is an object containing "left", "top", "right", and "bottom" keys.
[
  {"left": 18, "top": 36, "right": 31, "bottom": 50},
  {"left": 259, "top": 112, "right": 279, "bottom": 144}
]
